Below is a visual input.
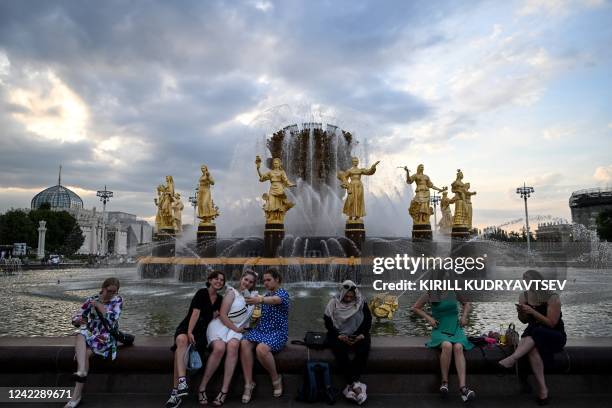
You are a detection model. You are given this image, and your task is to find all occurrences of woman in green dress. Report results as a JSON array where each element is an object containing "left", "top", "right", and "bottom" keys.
[{"left": 412, "top": 290, "right": 476, "bottom": 402}]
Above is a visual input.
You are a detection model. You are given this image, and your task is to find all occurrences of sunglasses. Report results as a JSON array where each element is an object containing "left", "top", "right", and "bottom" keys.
[{"left": 343, "top": 284, "right": 356, "bottom": 290}]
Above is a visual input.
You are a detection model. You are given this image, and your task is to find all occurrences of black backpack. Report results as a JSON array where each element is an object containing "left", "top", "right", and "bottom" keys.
[{"left": 297, "top": 361, "right": 338, "bottom": 404}]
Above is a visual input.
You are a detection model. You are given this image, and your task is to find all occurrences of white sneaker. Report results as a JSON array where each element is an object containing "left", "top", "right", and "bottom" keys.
[
  {"left": 343, "top": 385, "right": 357, "bottom": 401},
  {"left": 165, "top": 394, "right": 182, "bottom": 408},
  {"left": 176, "top": 381, "right": 189, "bottom": 397},
  {"left": 353, "top": 382, "right": 367, "bottom": 405}
]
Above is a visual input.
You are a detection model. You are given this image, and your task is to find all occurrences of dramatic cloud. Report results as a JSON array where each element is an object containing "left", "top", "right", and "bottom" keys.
[
  {"left": 0, "top": 0, "right": 610, "bottom": 229},
  {"left": 594, "top": 165, "right": 612, "bottom": 184}
]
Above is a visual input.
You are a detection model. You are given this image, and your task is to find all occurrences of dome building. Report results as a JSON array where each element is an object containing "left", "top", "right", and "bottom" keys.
[
  {"left": 29, "top": 167, "right": 152, "bottom": 256},
  {"left": 31, "top": 167, "right": 83, "bottom": 210}
]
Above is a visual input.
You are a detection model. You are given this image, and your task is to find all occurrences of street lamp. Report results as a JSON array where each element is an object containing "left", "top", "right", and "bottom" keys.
[
  {"left": 516, "top": 183, "right": 534, "bottom": 253},
  {"left": 189, "top": 187, "right": 199, "bottom": 226},
  {"left": 430, "top": 193, "right": 441, "bottom": 230},
  {"left": 96, "top": 185, "right": 113, "bottom": 255}
]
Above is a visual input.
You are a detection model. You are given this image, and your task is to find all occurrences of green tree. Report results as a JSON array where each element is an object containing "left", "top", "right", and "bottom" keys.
[
  {"left": 596, "top": 209, "right": 612, "bottom": 242},
  {"left": 28, "top": 208, "right": 83, "bottom": 255},
  {"left": 59, "top": 224, "right": 85, "bottom": 256},
  {"left": 0, "top": 209, "right": 36, "bottom": 245}
]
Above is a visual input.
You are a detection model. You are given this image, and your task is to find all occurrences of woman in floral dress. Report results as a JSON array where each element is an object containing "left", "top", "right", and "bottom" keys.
[{"left": 64, "top": 277, "right": 123, "bottom": 408}]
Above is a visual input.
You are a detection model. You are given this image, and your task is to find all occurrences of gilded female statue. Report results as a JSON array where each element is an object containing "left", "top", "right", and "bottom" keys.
[
  {"left": 154, "top": 185, "right": 165, "bottom": 231},
  {"left": 463, "top": 182, "right": 476, "bottom": 229},
  {"left": 197, "top": 165, "right": 219, "bottom": 224},
  {"left": 405, "top": 164, "right": 446, "bottom": 225},
  {"left": 449, "top": 170, "right": 470, "bottom": 228},
  {"left": 439, "top": 190, "right": 453, "bottom": 232},
  {"left": 338, "top": 157, "right": 380, "bottom": 221},
  {"left": 173, "top": 193, "right": 184, "bottom": 233},
  {"left": 256, "top": 156, "right": 296, "bottom": 223},
  {"left": 161, "top": 176, "right": 175, "bottom": 222}
]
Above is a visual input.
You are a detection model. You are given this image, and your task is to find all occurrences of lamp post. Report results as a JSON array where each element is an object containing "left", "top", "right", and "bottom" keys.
[
  {"left": 189, "top": 187, "right": 199, "bottom": 226},
  {"left": 96, "top": 185, "right": 113, "bottom": 255},
  {"left": 430, "top": 193, "right": 441, "bottom": 231},
  {"left": 516, "top": 183, "right": 534, "bottom": 253}
]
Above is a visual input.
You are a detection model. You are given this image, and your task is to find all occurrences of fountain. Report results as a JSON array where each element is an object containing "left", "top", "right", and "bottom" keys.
[{"left": 137, "top": 123, "right": 586, "bottom": 287}]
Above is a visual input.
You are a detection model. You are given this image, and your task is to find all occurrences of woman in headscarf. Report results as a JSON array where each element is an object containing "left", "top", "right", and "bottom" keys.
[
  {"left": 498, "top": 270, "right": 566, "bottom": 405},
  {"left": 324, "top": 280, "right": 372, "bottom": 405}
]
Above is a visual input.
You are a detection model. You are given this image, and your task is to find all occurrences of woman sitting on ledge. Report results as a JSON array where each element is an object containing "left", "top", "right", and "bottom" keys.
[
  {"left": 197, "top": 269, "right": 257, "bottom": 406},
  {"left": 412, "top": 289, "right": 476, "bottom": 402},
  {"left": 166, "top": 271, "right": 225, "bottom": 408},
  {"left": 65, "top": 277, "right": 123, "bottom": 408},
  {"left": 240, "top": 268, "right": 290, "bottom": 403},
  {"left": 499, "top": 269, "right": 566, "bottom": 405},
  {"left": 324, "top": 280, "right": 372, "bottom": 405}
]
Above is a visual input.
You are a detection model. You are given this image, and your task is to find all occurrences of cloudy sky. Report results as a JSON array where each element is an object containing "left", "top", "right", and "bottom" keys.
[{"left": 1, "top": 0, "right": 611, "bottom": 233}]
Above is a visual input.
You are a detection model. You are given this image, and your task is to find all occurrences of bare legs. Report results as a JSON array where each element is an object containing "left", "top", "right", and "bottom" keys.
[
  {"left": 438, "top": 341, "right": 467, "bottom": 388},
  {"left": 240, "top": 340, "right": 255, "bottom": 386},
  {"left": 528, "top": 348, "right": 548, "bottom": 399},
  {"left": 199, "top": 340, "right": 226, "bottom": 392},
  {"left": 173, "top": 334, "right": 189, "bottom": 387},
  {"left": 255, "top": 343, "right": 280, "bottom": 382},
  {"left": 220, "top": 340, "right": 241, "bottom": 393},
  {"left": 498, "top": 336, "right": 548, "bottom": 399},
  {"left": 66, "top": 335, "right": 92, "bottom": 406},
  {"left": 240, "top": 340, "right": 280, "bottom": 383},
  {"left": 499, "top": 336, "right": 535, "bottom": 368},
  {"left": 453, "top": 343, "right": 466, "bottom": 388},
  {"left": 440, "top": 341, "right": 452, "bottom": 383}
]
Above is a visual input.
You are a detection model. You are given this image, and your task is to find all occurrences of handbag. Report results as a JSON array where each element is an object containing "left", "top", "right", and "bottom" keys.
[
  {"left": 505, "top": 323, "right": 520, "bottom": 348},
  {"left": 184, "top": 344, "right": 203, "bottom": 373},
  {"left": 294, "top": 331, "right": 328, "bottom": 349},
  {"left": 94, "top": 305, "right": 135, "bottom": 346},
  {"left": 305, "top": 331, "right": 327, "bottom": 349}
]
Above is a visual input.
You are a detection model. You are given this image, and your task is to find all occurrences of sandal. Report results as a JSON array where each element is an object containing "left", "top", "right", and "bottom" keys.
[
  {"left": 212, "top": 391, "right": 228, "bottom": 406},
  {"left": 198, "top": 390, "right": 208, "bottom": 405},
  {"left": 272, "top": 375, "right": 283, "bottom": 398},
  {"left": 242, "top": 382, "right": 256, "bottom": 404}
]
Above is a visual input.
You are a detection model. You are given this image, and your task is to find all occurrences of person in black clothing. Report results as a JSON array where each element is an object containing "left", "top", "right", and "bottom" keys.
[
  {"left": 166, "top": 270, "right": 225, "bottom": 408},
  {"left": 324, "top": 280, "right": 372, "bottom": 405},
  {"left": 498, "top": 270, "right": 566, "bottom": 405}
]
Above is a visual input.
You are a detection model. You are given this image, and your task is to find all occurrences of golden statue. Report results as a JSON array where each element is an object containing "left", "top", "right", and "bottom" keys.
[
  {"left": 338, "top": 157, "right": 380, "bottom": 222},
  {"left": 449, "top": 170, "right": 476, "bottom": 229},
  {"left": 464, "top": 182, "right": 476, "bottom": 229},
  {"left": 154, "top": 184, "right": 165, "bottom": 231},
  {"left": 405, "top": 164, "right": 446, "bottom": 225},
  {"left": 256, "top": 156, "right": 296, "bottom": 223},
  {"left": 197, "top": 165, "right": 219, "bottom": 225},
  {"left": 173, "top": 193, "right": 184, "bottom": 233},
  {"left": 439, "top": 190, "right": 453, "bottom": 233},
  {"left": 154, "top": 176, "right": 180, "bottom": 232},
  {"left": 369, "top": 293, "right": 399, "bottom": 320}
]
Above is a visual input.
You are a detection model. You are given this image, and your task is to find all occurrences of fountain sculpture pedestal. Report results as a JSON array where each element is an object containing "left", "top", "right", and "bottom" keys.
[
  {"left": 451, "top": 226, "right": 470, "bottom": 239},
  {"left": 152, "top": 229, "right": 176, "bottom": 257},
  {"left": 197, "top": 223, "right": 217, "bottom": 257},
  {"left": 264, "top": 223, "right": 284, "bottom": 257},
  {"left": 412, "top": 224, "right": 433, "bottom": 241},
  {"left": 345, "top": 221, "right": 365, "bottom": 252}
]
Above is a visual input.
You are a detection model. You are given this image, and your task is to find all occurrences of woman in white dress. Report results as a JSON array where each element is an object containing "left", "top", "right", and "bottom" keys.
[{"left": 197, "top": 270, "right": 258, "bottom": 406}]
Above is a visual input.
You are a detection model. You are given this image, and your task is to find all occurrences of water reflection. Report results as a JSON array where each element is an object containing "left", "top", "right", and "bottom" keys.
[{"left": 1, "top": 266, "right": 611, "bottom": 338}]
